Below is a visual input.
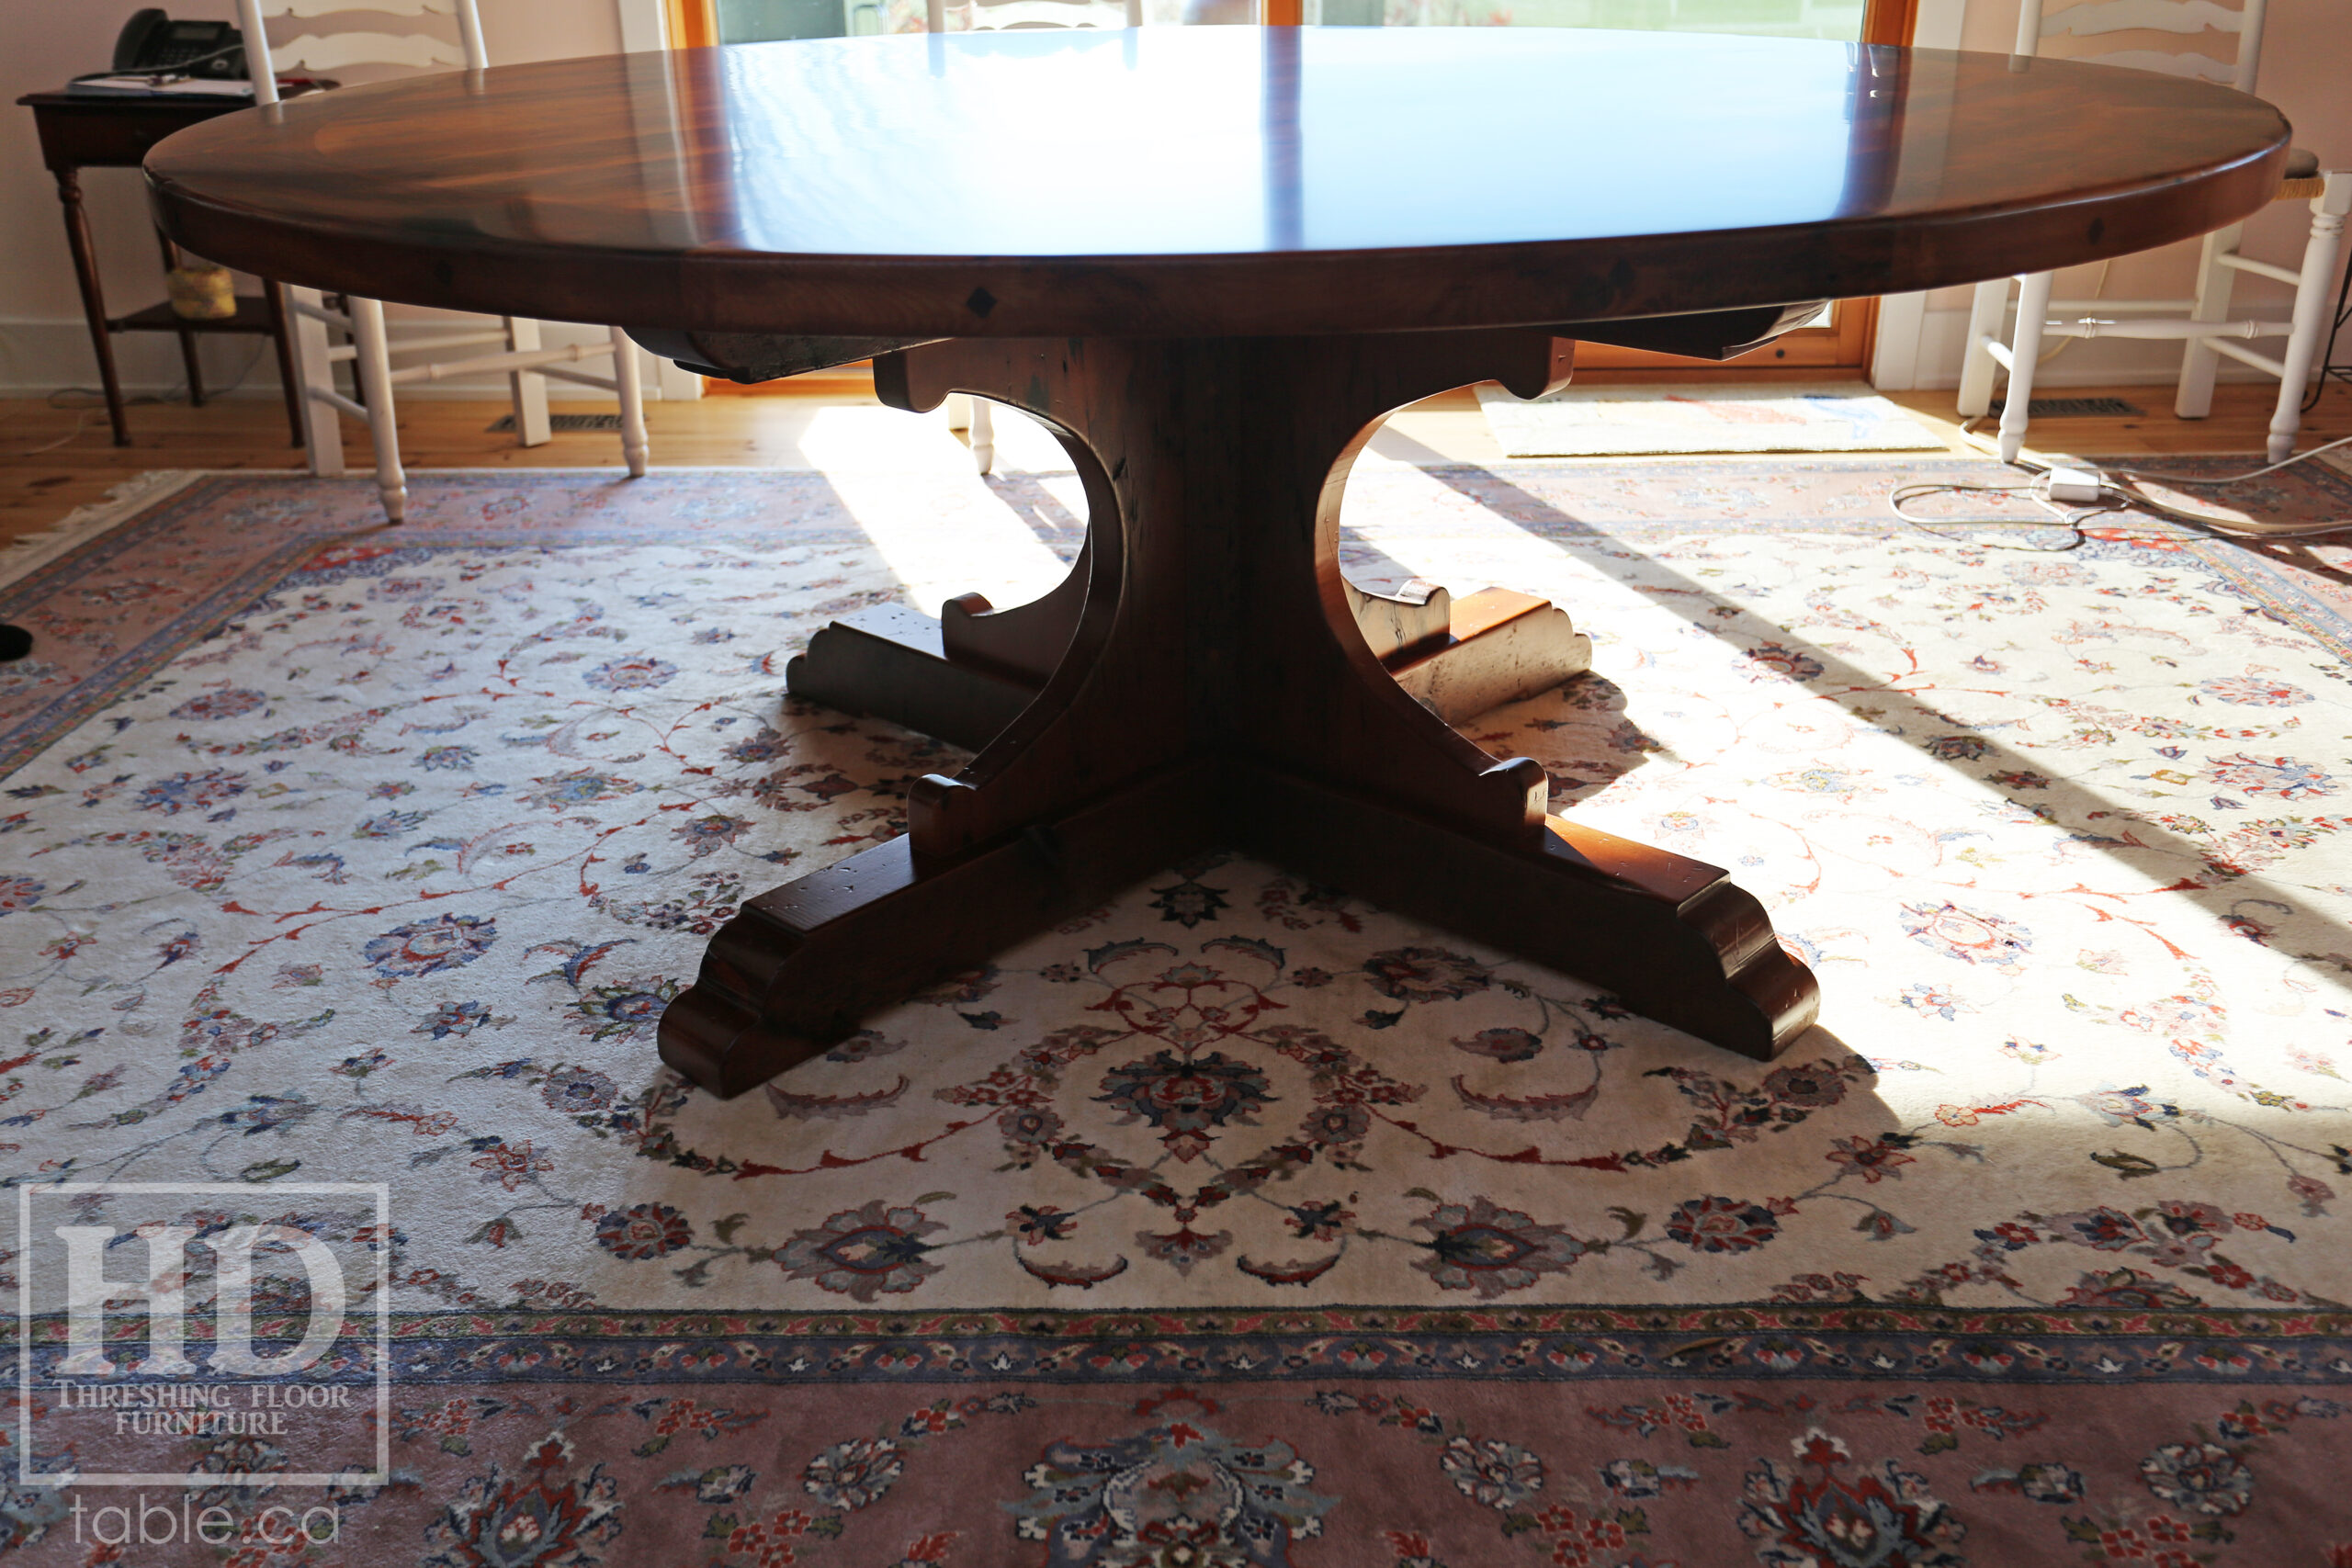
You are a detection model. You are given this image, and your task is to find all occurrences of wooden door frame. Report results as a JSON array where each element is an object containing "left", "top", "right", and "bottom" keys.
[
  {"left": 664, "top": 0, "right": 718, "bottom": 48},
  {"left": 681, "top": 0, "right": 1918, "bottom": 393}
]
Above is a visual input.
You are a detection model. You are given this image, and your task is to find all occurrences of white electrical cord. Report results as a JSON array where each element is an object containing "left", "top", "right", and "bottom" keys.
[
  {"left": 6, "top": 340, "right": 272, "bottom": 459},
  {"left": 1894, "top": 417, "right": 2352, "bottom": 544},
  {"left": 1889, "top": 465, "right": 2140, "bottom": 551},
  {"left": 3, "top": 408, "right": 99, "bottom": 457}
]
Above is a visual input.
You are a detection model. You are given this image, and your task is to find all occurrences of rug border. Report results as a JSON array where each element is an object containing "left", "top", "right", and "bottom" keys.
[
  {"left": 0, "top": 469, "right": 200, "bottom": 592},
  {"left": 12, "top": 1303, "right": 2344, "bottom": 1388}
]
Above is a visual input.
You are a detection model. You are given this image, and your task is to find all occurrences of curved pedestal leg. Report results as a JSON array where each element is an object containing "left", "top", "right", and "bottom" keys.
[{"left": 661, "top": 331, "right": 1818, "bottom": 1096}]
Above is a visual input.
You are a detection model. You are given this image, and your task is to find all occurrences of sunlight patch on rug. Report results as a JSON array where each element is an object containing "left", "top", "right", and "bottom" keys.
[{"left": 0, "top": 466, "right": 2346, "bottom": 1327}]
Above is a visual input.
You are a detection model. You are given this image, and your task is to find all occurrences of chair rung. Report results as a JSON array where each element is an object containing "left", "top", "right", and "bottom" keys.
[
  {"left": 2041, "top": 318, "right": 2281, "bottom": 341},
  {"left": 2216, "top": 254, "right": 2302, "bottom": 287},
  {"left": 290, "top": 299, "right": 351, "bottom": 329},
  {"left": 2209, "top": 339, "right": 2286, "bottom": 377},
  {"left": 1982, "top": 339, "right": 2016, "bottom": 369},
  {"left": 536, "top": 366, "right": 621, "bottom": 391},
  {"left": 324, "top": 344, "right": 356, "bottom": 363},
  {"left": 382, "top": 343, "right": 612, "bottom": 386},
  {"left": 392, "top": 332, "right": 511, "bottom": 355},
  {"left": 307, "top": 387, "right": 367, "bottom": 419},
  {"left": 2046, "top": 298, "right": 2197, "bottom": 312},
  {"left": 2041, "top": 297, "right": 2201, "bottom": 312}
]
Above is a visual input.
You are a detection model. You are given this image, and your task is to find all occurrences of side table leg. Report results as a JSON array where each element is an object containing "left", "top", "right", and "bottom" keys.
[
  {"left": 263, "top": 281, "right": 305, "bottom": 447},
  {"left": 55, "top": 169, "right": 129, "bottom": 447}
]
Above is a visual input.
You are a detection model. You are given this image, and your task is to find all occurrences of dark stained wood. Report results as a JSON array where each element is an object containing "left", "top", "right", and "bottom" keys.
[
  {"left": 797, "top": 563, "right": 1592, "bottom": 738},
  {"left": 20, "top": 91, "right": 308, "bottom": 447},
  {"left": 786, "top": 604, "right": 1032, "bottom": 752},
  {"left": 624, "top": 327, "right": 938, "bottom": 384},
  {"left": 776, "top": 298, "right": 1817, "bottom": 746},
  {"left": 51, "top": 165, "right": 126, "bottom": 446},
  {"left": 147, "top": 32, "right": 2287, "bottom": 343},
  {"left": 630, "top": 302, "right": 1830, "bottom": 389},
  {"left": 136, "top": 33, "right": 2300, "bottom": 1096},
  {"left": 662, "top": 328, "right": 1816, "bottom": 1095}
]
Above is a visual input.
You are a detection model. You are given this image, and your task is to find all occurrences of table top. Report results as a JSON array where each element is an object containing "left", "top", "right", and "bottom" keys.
[{"left": 147, "top": 28, "right": 2287, "bottom": 339}]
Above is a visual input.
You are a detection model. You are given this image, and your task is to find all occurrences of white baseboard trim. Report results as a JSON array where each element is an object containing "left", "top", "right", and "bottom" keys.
[{"left": 0, "top": 316, "right": 702, "bottom": 401}]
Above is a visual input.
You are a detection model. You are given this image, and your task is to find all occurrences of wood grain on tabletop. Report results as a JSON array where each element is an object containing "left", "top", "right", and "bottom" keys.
[{"left": 146, "top": 29, "right": 2287, "bottom": 342}]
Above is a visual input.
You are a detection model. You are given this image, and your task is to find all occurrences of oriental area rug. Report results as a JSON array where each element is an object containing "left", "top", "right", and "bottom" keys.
[{"left": 1, "top": 453, "right": 2349, "bottom": 1567}]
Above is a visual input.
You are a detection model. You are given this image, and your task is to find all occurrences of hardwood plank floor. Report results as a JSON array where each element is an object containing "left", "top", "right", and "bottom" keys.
[{"left": 5, "top": 378, "right": 2347, "bottom": 552}]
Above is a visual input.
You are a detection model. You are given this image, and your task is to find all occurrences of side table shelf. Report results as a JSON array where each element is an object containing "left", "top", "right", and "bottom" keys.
[{"left": 17, "top": 88, "right": 306, "bottom": 447}]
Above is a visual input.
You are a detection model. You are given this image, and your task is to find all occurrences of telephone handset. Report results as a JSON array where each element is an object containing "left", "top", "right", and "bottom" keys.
[{"left": 111, "top": 9, "right": 246, "bottom": 79}]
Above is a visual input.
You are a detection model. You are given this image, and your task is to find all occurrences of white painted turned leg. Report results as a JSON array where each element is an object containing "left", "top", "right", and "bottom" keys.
[
  {"left": 969, "top": 398, "right": 995, "bottom": 476},
  {"left": 2267, "top": 175, "right": 2350, "bottom": 465},
  {"left": 286, "top": 286, "right": 345, "bottom": 478},
  {"left": 610, "top": 326, "right": 650, "bottom": 478},
  {"left": 348, "top": 296, "right": 408, "bottom": 524},
  {"left": 2176, "top": 221, "right": 2244, "bottom": 421},
  {"left": 504, "top": 317, "right": 551, "bottom": 446},
  {"left": 1998, "top": 271, "right": 2054, "bottom": 465},
  {"left": 1956, "top": 276, "right": 2011, "bottom": 419}
]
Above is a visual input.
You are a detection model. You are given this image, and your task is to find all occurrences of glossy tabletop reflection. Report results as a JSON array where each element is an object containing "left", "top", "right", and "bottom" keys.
[{"left": 148, "top": 28, "right": 2288, "bottom": 337}]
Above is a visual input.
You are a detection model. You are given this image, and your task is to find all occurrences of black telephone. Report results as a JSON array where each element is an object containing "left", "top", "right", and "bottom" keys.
[{"left": 112, "top": 9, "right": 245, "bottom": 78}]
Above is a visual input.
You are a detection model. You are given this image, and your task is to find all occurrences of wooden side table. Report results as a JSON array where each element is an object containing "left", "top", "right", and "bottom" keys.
[{"left": 17, "top": 90, "right": 304, "bottom": 448}]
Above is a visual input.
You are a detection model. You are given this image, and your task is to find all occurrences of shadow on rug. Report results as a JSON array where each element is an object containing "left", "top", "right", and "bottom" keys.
[{"left": 0, "top": 464, "right": 2347, "bottom": 1564}]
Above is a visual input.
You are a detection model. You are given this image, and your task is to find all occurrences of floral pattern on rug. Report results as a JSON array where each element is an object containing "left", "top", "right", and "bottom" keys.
[
  {"left": 4, "top": 468, "right": 2347, "bottom": 1318},
  {"left": 4, "top": 463, "right": 2351, "bottom": 1561}
]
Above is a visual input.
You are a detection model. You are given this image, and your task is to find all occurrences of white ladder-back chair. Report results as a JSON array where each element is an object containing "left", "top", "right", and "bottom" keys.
[
  {"left": 926, "top": 0, "right": 1139, "bottom": 30},
  {"left": 1955, "top": 0, "right": 2346, "bottom": 465},
  {"left": 924, "top": 0, "right": 1137, "bottom": 473},
  {"left": 238, "top": 0, "right": 649, "bottom": 521}
]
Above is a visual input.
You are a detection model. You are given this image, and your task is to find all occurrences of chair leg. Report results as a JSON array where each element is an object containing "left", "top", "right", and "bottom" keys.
[
  {"left": 944, "top": 391, "right": 972, "bottom": 431},
  {"left": 505, "top": 317, "right": 552, "bottom": 446},
  {"left": 610, "top": 326, "right": 650, "bottom": 478},
  {"left": 969, "top": 398, "right": 995, "bottom": 476},
  {"left": 2265, "top": 175, "right": 2351, "bottom": 465},
  {"left": 287, "top": 285, "right": 345, "bottom": 479},
  {"left": 1997, "top": 271, "right": 2053, "bottom": 465},
  {"left": 2177, "top": 221, "right": 2244, "bottom": 420},
  {"left": 1956, "top": 276, "right": 2010, "bottom": 418},
  {"left": 348, "top": 296, "right": 409, "bottom": 524}
]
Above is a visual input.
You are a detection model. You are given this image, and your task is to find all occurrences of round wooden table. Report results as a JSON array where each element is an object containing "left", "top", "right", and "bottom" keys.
[{"left": 148, "top": 28, "right": 2288, "bottom": 1096}]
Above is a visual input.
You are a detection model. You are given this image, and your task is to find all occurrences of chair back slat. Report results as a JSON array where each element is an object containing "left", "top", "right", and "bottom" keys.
[
  {"left": 256, "top": 0, "right": 458, "bottom": 16},
  {"left": 2075, "top": 46, "right": 2238, "bottom": 82},
  {"left": 2019, "top": 0, "right": 2266, "bottom": 96},
  {"left": 967, "top": 0, "right": 1127, "bottom": 27},
  {"left": 270, "top": 30, "right": 469, "bottom": 73},
  {"left": 242, "top": 0, "right": 483, "bottom": 104},
  {"left": 2041, "top": 0, "right": 2241, "bottom": 35}
]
